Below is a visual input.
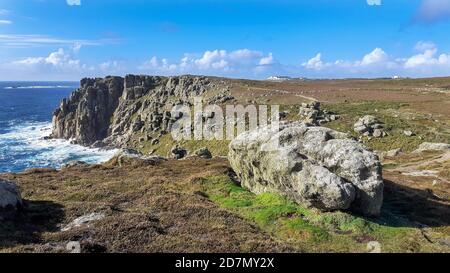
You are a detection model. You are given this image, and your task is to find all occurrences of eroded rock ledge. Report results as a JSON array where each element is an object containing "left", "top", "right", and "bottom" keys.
[
  {"left": 52, "top": 75, "right": 231, "bottom": 147},
  {"left": 228, "top": 122, "right": 384, "bottom": 216}
]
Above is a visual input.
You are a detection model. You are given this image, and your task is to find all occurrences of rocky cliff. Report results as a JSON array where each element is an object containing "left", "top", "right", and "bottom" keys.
[{"left": 52, "top": 75, "right": 231, "bottom": 148}]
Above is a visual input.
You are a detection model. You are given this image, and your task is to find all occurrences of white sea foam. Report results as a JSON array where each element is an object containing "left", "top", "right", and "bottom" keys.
[
  {"left": 3, "top": 85, "right": 77, "bottom": 90},
  {"left": 0, "top": 121, "right": 117, "bottom": 172}
]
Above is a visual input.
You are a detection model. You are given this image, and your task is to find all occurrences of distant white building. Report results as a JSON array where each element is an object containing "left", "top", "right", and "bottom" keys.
[
  {"left": 392, "top": 75, "right": 401, "bottom": 79},
  {"left": 266, "top": 76, "right": 292, "bottom": 82}
]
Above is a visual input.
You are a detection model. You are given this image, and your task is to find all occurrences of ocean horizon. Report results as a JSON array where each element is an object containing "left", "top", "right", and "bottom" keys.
[{"left": 0, "top": 81, "right": 117, "bottom": 173}]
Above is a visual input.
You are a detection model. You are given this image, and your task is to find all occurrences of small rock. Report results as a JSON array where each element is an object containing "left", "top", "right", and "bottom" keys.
[
  {"left": 119, "top": 148, "right": 143, "bottom": 157},
  {"left": 62, "top": 161, "right": 87, "bottom": 169},
  {"left": 194, "top": 147, "right": 212, "bottom": 159},
  {"left": 367, "top": 241, "right": 382, "bottom": 253},
  {"left": 171, "top": 146, "right": 188, "bottom": 159},
  {"left": 354, "top": 125, "right": 369, "bottom": 134},
  {"left": 373, "top": 129, "right": 383, "bottom": 138},
  {"left": 386, "top": 148, "right": 402, "bottom": 157},
  {"left": 403, "top": 130, "right": 415, "bottom": 137},
  {"left": 62, "top": 213, "right": 106, "bottom": 231},
  {"left": 0, "top": 179, "right": 22, "bottom": 210},
  {"left": 66, "top": 241, "right": 81, "bottom": 253}
]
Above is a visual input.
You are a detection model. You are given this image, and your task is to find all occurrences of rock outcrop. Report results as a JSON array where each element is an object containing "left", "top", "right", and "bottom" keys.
[
  {"left": 110, "top": 149, "right": 167, "bottom": 167},
  {"left": 0, "top": 179, "right": 22, "bottom": 210},
  {"left": 228, "top": 122, "right": 384, "bottom": 216},
  {"left": 52, "top": 75, "right": 230, "bottom": 148},
  {"left": 298, "top": 101, "right": 339, "bottom": 126},
  {"left": 52, "top": 76, "right": 124, "bottom": 146},
  {"left": 354, "top": 115, "right": 386, "bottom": 138}
]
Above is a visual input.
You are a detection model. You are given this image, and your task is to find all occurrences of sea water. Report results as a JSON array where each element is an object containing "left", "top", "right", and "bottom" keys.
[{"left": 0, "top": 82, "right": 117, "bottom": 173}]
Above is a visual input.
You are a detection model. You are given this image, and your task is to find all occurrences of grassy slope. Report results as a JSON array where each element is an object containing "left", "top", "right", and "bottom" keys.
[
  {"left": 1, "top": 157, "right": 448, "bottom": 253},
  {"left": 200, "top": 175, "right": 449, "bottom": 253}
]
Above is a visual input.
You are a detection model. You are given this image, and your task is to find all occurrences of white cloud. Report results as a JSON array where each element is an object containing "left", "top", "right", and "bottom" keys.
[
  {"left": 194, "top": 50, "right": 228, "bottom": 70},
  {"left": 414, "top": 41, "right": 436, "bottom": 51},
  {"left": 367, "top": 0, "right": 382, "bottom": 6},
  {"left": 303, "top": 53, "right": 327, "bottom": 70},
  {"left": 404, "top": 42, "right": 450, "bottom": 70},
  {"left": 0, "top": 20, "right": 12, "bottom": 25},
  {"left": 14, "top": 48, "right": 82, "bottom": 69},
  {"left": 140, "top": 49, "right": 275, "bottom": 75},
  {"left": 0, "top": 9, "right": 10, "bottom": 15},
  {"left": 119, "top": 44, "right": 450, "bottom": 79},
  {"left": 405, "top": 48, "right": 437, "bottom": 68},
  {"left": 299, "top": 42, "right": 450, "bottom": 77},
  {"left": 360, "top": 48, "right": 389, "bottom": 66},
  {"left": 2, "top": 43, "right": 450, "bottom": 81},
  {"left": 0, "top": 34, "right": 109, "bottom": 48},
  {"left": 259, "top": 53, "right": 275, "bottom": 65},
  {"left": 0, "top": 47, "right": 105, "bottom": 80},
  {"left": 67, "top": 0, "right": 81, "bottom": 6},
  {"left": 414, "top": 0, "right": 450, "bottom": 24}
]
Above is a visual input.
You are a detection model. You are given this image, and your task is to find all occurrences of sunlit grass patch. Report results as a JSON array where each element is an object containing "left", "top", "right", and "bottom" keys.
[{"left": 197, "top": 175, "right": 435, "bottom": 252}]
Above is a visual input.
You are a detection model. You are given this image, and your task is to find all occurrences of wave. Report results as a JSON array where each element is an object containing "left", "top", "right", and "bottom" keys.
[
  {"left": 3, "top": 85, "right": 78, "bottom": 90},
  {"left": 0, "top": 121, "right": 117, "bottom": 173}
]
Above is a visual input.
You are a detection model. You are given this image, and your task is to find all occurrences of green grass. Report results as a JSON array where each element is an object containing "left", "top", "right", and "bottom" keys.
[
  {"left": 323, "top": 101, "right": 450, "bottom": 152},
  {"left": 198, "top": 175, "right": 442, "bottom": 252}
]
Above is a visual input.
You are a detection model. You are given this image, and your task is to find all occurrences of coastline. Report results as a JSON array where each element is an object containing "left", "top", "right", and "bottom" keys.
[{"left": 0, "top": 121, "right": 117, "bottom": 173}]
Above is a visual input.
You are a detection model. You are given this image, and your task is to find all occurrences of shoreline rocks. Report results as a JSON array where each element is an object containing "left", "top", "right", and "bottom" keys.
[{"left": 229, "top": 122, "right": 384, "bottom": 216}]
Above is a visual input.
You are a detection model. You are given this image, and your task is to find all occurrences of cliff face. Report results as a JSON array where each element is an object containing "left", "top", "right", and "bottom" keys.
[
  {"left": 52, "top": 75, "right": 230, "bottom": 147},
  {"left": 52, "top": 76, "right": 124, "bottom": 145}
]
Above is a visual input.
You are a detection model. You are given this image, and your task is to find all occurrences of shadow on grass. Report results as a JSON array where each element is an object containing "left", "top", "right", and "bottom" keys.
[
  {"left": 0, "top": 200, "right": 64, "bottom": 249},
  {"left": 376, "top": 179, "right": 450, "bottom": 228}
]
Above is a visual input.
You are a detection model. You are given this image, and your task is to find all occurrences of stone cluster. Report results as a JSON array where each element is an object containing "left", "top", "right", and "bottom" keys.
[
  {"left": 298, "top": 101, "right": 339, "bottom": 126},
  {"left": 354, "top": 115, "right": 387, "bottom": 138}
]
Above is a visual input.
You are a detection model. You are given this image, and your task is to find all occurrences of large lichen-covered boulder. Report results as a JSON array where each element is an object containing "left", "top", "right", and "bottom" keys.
[
  {"left": 0, "top": 179, "right": 23, "bottom": 210},
  {"left": 228, "top": 122, "right": 384, "bottom": 216}
]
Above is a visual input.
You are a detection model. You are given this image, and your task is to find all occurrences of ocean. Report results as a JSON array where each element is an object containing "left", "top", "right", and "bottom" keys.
[{"left": 0, "top": 82, "right": 117, "bottom": 173}]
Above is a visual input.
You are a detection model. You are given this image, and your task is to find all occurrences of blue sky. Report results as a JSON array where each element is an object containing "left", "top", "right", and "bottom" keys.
[{"left": 1, "top": 0, "right": 450, "bottom": 80}]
